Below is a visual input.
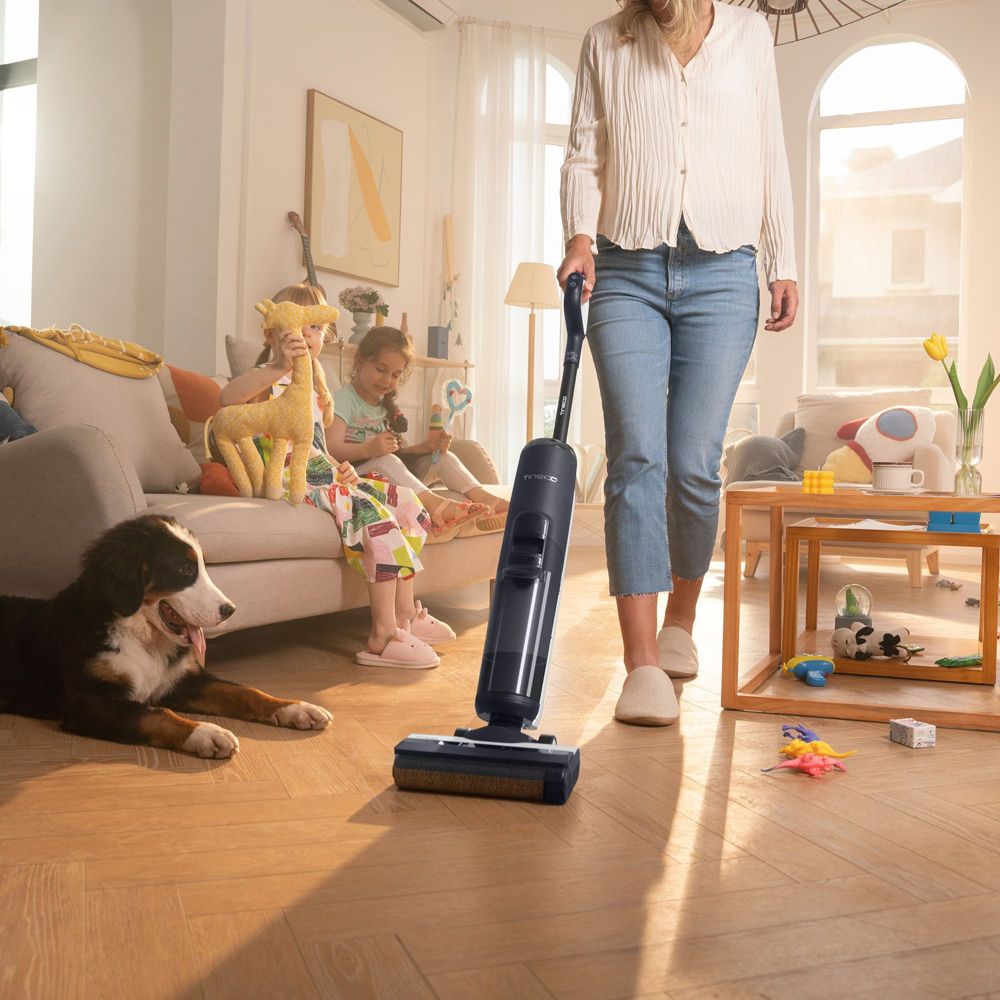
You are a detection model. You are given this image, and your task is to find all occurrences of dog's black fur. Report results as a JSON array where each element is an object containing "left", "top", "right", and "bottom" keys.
[{"left": 0, "top": 515, "right": 331, "bottom": 757}]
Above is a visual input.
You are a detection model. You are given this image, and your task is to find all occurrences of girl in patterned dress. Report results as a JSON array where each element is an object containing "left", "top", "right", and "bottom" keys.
[{"left": 218, "top": 284, "right": 455, "bottom": 668}]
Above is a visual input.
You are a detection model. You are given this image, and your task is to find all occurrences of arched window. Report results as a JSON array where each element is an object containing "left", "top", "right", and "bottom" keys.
[
  {"left": 810, "top": 41, "right": 967, "bottom": 392},
  {"left": 541, "top": 57, "right": 573, "bottom": 435}
]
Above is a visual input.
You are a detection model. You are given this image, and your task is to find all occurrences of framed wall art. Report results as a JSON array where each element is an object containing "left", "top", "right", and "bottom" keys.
[{"left": 305, "top": 89, "right": 402, "bottom": 287}]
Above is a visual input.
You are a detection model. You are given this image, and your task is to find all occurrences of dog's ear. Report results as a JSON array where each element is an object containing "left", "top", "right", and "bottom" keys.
[{"left": 81, "top": 518, "right": 156, "bottom": 618}]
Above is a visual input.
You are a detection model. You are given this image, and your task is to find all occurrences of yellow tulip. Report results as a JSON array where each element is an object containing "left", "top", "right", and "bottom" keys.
[{"left": 923, "top": 333, "right": 949, "bottom": 362}]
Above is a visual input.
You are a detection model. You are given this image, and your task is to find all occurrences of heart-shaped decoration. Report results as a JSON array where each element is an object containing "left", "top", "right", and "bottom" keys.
[{"left": 443, "top": 379, "right": 473, "bottom": 420}]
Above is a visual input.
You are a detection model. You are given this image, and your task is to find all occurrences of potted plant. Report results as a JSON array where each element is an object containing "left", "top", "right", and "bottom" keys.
[
  {"left": 338, "top": 286, "right": 390, "bottom": 344},
  {"left": 923, "top": 333, "right": 999, "bottom": 495}
]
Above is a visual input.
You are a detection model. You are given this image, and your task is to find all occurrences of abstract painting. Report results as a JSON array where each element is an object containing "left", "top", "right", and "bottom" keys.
[{"left": 305, "top": 90, "right": 402, "bottom": 287}]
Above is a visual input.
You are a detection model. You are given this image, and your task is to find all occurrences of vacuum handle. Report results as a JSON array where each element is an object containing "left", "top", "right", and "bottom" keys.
[{"left": 553, "top": 272, "right": 586, "bottom": 444}]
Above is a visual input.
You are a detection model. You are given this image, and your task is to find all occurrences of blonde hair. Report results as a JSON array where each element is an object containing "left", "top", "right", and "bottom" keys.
[
  {"left": 257, "top": 282, "right": 335, "bottom": 428},
  {"left": 616, "top": 0, "right": 707, "bottom": 52}
]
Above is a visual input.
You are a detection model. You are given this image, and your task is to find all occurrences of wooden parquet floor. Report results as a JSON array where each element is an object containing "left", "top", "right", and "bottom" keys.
[{"left": 4, "top": 547, "right": 1000, "bottom": 999}]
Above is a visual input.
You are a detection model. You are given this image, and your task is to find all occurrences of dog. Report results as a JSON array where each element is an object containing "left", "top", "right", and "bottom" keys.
[{"left": 0, "top": 514, "right": 331, "bottom": 758}]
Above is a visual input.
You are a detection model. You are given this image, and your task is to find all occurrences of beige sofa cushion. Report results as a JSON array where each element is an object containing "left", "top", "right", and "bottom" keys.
[
  {"left": 0, "top": 334, "right": 201, "bottom": 492},
  {"left": 144, "top": 494, "right": 344, "bottom": 563},
  {"left": 794, "top": 389, "right": 932, "bottom": 474}
]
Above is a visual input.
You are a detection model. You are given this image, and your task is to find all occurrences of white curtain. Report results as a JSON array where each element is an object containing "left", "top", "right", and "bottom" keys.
[{"left": 451, "top": 18, "right": 548, "bottom": 481}]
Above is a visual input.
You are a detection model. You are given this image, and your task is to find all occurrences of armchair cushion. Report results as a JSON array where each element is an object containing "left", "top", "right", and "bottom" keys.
[{"left": 0, "top": 334, "right": 200, "bottom": 493}]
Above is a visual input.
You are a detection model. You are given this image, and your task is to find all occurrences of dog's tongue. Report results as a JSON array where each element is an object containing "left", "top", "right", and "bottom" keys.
[{"left": 188, "top": 625, "right": 206, "bottom": 665}]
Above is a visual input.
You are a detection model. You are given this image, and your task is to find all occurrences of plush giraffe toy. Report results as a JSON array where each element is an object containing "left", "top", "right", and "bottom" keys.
[{"left": 208, "top": 299, "right": 340, "bottom": 505}]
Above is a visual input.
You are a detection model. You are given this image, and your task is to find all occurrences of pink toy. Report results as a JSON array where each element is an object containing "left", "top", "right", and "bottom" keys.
[{"left": 762, "top": 753, "right": 847, "bottom": 779}]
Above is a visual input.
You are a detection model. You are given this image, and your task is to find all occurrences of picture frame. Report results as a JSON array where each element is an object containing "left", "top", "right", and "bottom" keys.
[{"left": 304, "top": 89, "right": 402, "bottom": 287}]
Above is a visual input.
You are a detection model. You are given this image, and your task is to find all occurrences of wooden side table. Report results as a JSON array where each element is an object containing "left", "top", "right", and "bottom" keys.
[
  {"left": 722, "top": 487, "right": 1000, "bottom": 730},
  {"left": 782, "top": 522, "right": 998, "bottom": 687}
]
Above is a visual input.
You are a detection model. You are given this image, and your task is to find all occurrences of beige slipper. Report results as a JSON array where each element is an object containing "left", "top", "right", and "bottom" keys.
[
  {"left": 614, "top": 665, "right": 679, "bottom": 727},
  {"left": 657, "top": 626, "right": 699, "bottom": 679}
]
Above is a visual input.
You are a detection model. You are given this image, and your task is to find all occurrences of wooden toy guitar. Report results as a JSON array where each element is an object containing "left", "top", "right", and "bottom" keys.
[{"left": 287, "top": 210, "right": 326, "bottom": 297}]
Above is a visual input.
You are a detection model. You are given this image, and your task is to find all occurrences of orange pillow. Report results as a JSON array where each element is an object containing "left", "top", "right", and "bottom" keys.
[
  {"left": 199, "top": 462, "right": 240, "bottom": 497},
  {"left": 157, "top": 365, "right": 223, "bottom": 464},
  {"left": 167, "top": 365, "right": 221, "bottom": 423}
]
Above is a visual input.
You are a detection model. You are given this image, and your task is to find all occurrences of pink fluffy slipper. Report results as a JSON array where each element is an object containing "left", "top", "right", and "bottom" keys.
[
  {"left": 405, "top": 601, "right": 456, "bottom": 644},
  {"left": 356, "top": 628, "right": 440, "bottom": 669}
]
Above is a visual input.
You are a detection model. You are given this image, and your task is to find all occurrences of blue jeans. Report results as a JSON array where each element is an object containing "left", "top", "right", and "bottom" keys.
[{"left": 588, "top": 220, "right": 760, "bottom": 596}]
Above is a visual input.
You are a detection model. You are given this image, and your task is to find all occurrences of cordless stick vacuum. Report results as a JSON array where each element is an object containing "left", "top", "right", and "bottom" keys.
[{"left": 392, "top": 272, "right": 587, "bottom": 805}]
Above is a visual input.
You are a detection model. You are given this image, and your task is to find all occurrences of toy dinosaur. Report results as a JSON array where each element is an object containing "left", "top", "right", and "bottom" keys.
[
  {"left": 762, "top": 753, "right": 847, "bottom": 779},
  {"left": 782, "top": 723, "right": 821, "bottom": 742},
  {"left": 779, "top": 738, "right": 857, "bottom": 760}
]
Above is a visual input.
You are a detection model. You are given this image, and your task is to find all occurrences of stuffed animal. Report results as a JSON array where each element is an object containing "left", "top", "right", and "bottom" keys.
[
  {"left": 205, "top": 299, "right": 340, "bottom": 505},
  {"left": 823, "top": 406, "right": 935, "bottom": 484},
  {"left": 0, "top": 386, "right": 37, "bottom": 442},
  {"left": 831, "top": 621, "right": 911, "bottom": 662}
]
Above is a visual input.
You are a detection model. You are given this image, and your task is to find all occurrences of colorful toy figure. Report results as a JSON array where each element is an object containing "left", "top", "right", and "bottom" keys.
[
  {"left": 782, "top": 655, "right": 835, "bottom": 687},
  {"left": 762, "top": 753, "right": 847, "bottom": 779},
  {"left": 779, "top": 738, "right": 857, "bottom": 759},
  {"left": 782, "top": 723, "right": 821, "bottom": 742}
]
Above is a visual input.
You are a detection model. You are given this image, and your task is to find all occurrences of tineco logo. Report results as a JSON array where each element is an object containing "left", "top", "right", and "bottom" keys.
[
  {"left": 558, "top": 395, "right": 568, "bottom": 416},
  {"left": 523, "top": 474, "right": 559, "bottom": 483}
]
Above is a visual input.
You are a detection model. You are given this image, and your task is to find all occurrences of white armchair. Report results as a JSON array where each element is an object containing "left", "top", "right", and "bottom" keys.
[{"left": 724, "top": 390, "right": 957, "bottom": 587}]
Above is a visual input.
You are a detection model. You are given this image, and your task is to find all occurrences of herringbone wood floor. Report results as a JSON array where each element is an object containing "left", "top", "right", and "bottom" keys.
[{"left": 4, "top": 546, "right": 1000, "bottom": 999}]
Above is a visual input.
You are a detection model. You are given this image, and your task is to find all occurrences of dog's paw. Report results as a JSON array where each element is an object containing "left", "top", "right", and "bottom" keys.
[
  {"left": 183, "top": 722, "right": 240, "bottom": 759},
  {"left": 272, "top": 702, "right": 333, "bottom": 731}
]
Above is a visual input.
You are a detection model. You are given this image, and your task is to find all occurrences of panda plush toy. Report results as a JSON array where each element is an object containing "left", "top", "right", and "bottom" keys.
[{"left": 831, "top": 622, "right": 912, "bottom": 662}]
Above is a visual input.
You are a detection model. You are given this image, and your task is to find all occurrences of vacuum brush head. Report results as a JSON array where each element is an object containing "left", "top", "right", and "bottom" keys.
[{"left": 393, "top": 734, "right": 580, "bottom": 805}]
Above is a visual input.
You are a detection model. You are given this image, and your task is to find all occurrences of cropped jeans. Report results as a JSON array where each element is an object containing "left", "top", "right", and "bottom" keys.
[{"left": 588, "top": 219, "right": 760, "bottom": 596}]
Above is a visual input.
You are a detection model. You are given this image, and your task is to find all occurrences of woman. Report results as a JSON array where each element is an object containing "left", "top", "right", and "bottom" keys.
[{"left": 558, "top": 0, "right": 798, "bottom": 726}]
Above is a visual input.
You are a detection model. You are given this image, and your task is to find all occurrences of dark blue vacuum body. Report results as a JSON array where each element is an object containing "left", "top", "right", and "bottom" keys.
[{"left": 392, "top": 272, "right": 587, "bottom": 804}]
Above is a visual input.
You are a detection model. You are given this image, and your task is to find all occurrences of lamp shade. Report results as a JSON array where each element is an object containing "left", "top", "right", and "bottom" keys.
[{"left": 504, "top": 262, "right": 561, "bottom": 310}]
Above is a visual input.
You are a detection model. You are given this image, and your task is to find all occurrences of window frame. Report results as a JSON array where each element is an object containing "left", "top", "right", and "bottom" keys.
[{"left": 806, "top": 38, "right": 968, "bottom": 401}]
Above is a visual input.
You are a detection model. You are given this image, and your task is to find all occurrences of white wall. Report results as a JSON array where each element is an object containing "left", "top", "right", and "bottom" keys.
[
  {"left": 32, "top": 0, "right": 432, "bottom": 378},
  {"left": 32, "top": 0, "right": 172, "bottom": 350},
  {"left": 234, "top": 0, "right": 432, "bottom": 367}
]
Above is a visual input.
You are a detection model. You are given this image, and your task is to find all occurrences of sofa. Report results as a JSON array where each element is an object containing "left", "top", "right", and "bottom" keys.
[
  {"left": 0, "top": 330, "right": 507, "bottom": 636},
  {"left": 723, "top": 389, "right": 957, "bottom": 587}
]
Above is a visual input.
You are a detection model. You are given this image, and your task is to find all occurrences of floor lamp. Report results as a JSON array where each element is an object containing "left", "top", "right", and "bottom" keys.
[{"left": 504, "top": 262, "right": 561, "bottom": 441}]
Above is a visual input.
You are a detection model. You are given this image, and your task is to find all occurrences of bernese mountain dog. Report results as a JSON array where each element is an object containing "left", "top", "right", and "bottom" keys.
[{"left": 0, "top": 514, "right": 331, "bottom": 758}]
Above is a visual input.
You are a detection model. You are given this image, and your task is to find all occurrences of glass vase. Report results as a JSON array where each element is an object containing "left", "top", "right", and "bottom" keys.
[
  {"left": 954, "top": 408, "right": 984, "bottom": 496},
  {"left": 349, "top": 311, "right": 374, "bottom": 344}
]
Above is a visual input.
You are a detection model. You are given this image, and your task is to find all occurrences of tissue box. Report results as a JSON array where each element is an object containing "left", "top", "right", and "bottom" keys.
[
  {"left": 889, "top": 717, "right": 936, "bottom": 748},
  {"left": 426, "top": 326, "right": 449, "bottom": 359}
]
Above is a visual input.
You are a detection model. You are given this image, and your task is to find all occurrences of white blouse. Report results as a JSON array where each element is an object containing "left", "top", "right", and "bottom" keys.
[{"left": 561, "top": 2, "right": 797, "bottom": 285}]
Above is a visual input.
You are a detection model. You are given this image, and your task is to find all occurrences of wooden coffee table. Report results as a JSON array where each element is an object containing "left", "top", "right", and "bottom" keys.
[{"left": 722, "top": 487, "right": 1000, "bottom": 730}]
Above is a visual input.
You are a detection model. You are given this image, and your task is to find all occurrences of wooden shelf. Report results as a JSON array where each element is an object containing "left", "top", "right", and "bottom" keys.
[
  {"left": 322, "top": 341, "right": 473, "bottom": 370},
  {"left": 793, "top": 628, "right": 986, "bottom": 685}
]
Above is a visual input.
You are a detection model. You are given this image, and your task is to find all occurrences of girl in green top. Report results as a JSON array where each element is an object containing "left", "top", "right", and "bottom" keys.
[{"left": 329, "top": 327, "right": 510, "bottom": 536}]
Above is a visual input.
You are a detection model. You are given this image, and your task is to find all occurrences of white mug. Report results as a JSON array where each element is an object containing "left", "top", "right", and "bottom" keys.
[{"left": 872, "top": 462, "right": 924, "bottom": 493}]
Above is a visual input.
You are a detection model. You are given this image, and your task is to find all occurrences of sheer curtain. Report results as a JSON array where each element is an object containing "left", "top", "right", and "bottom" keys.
[{"left": 451, "top": 18, "right": 548, "bottom": 481}]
